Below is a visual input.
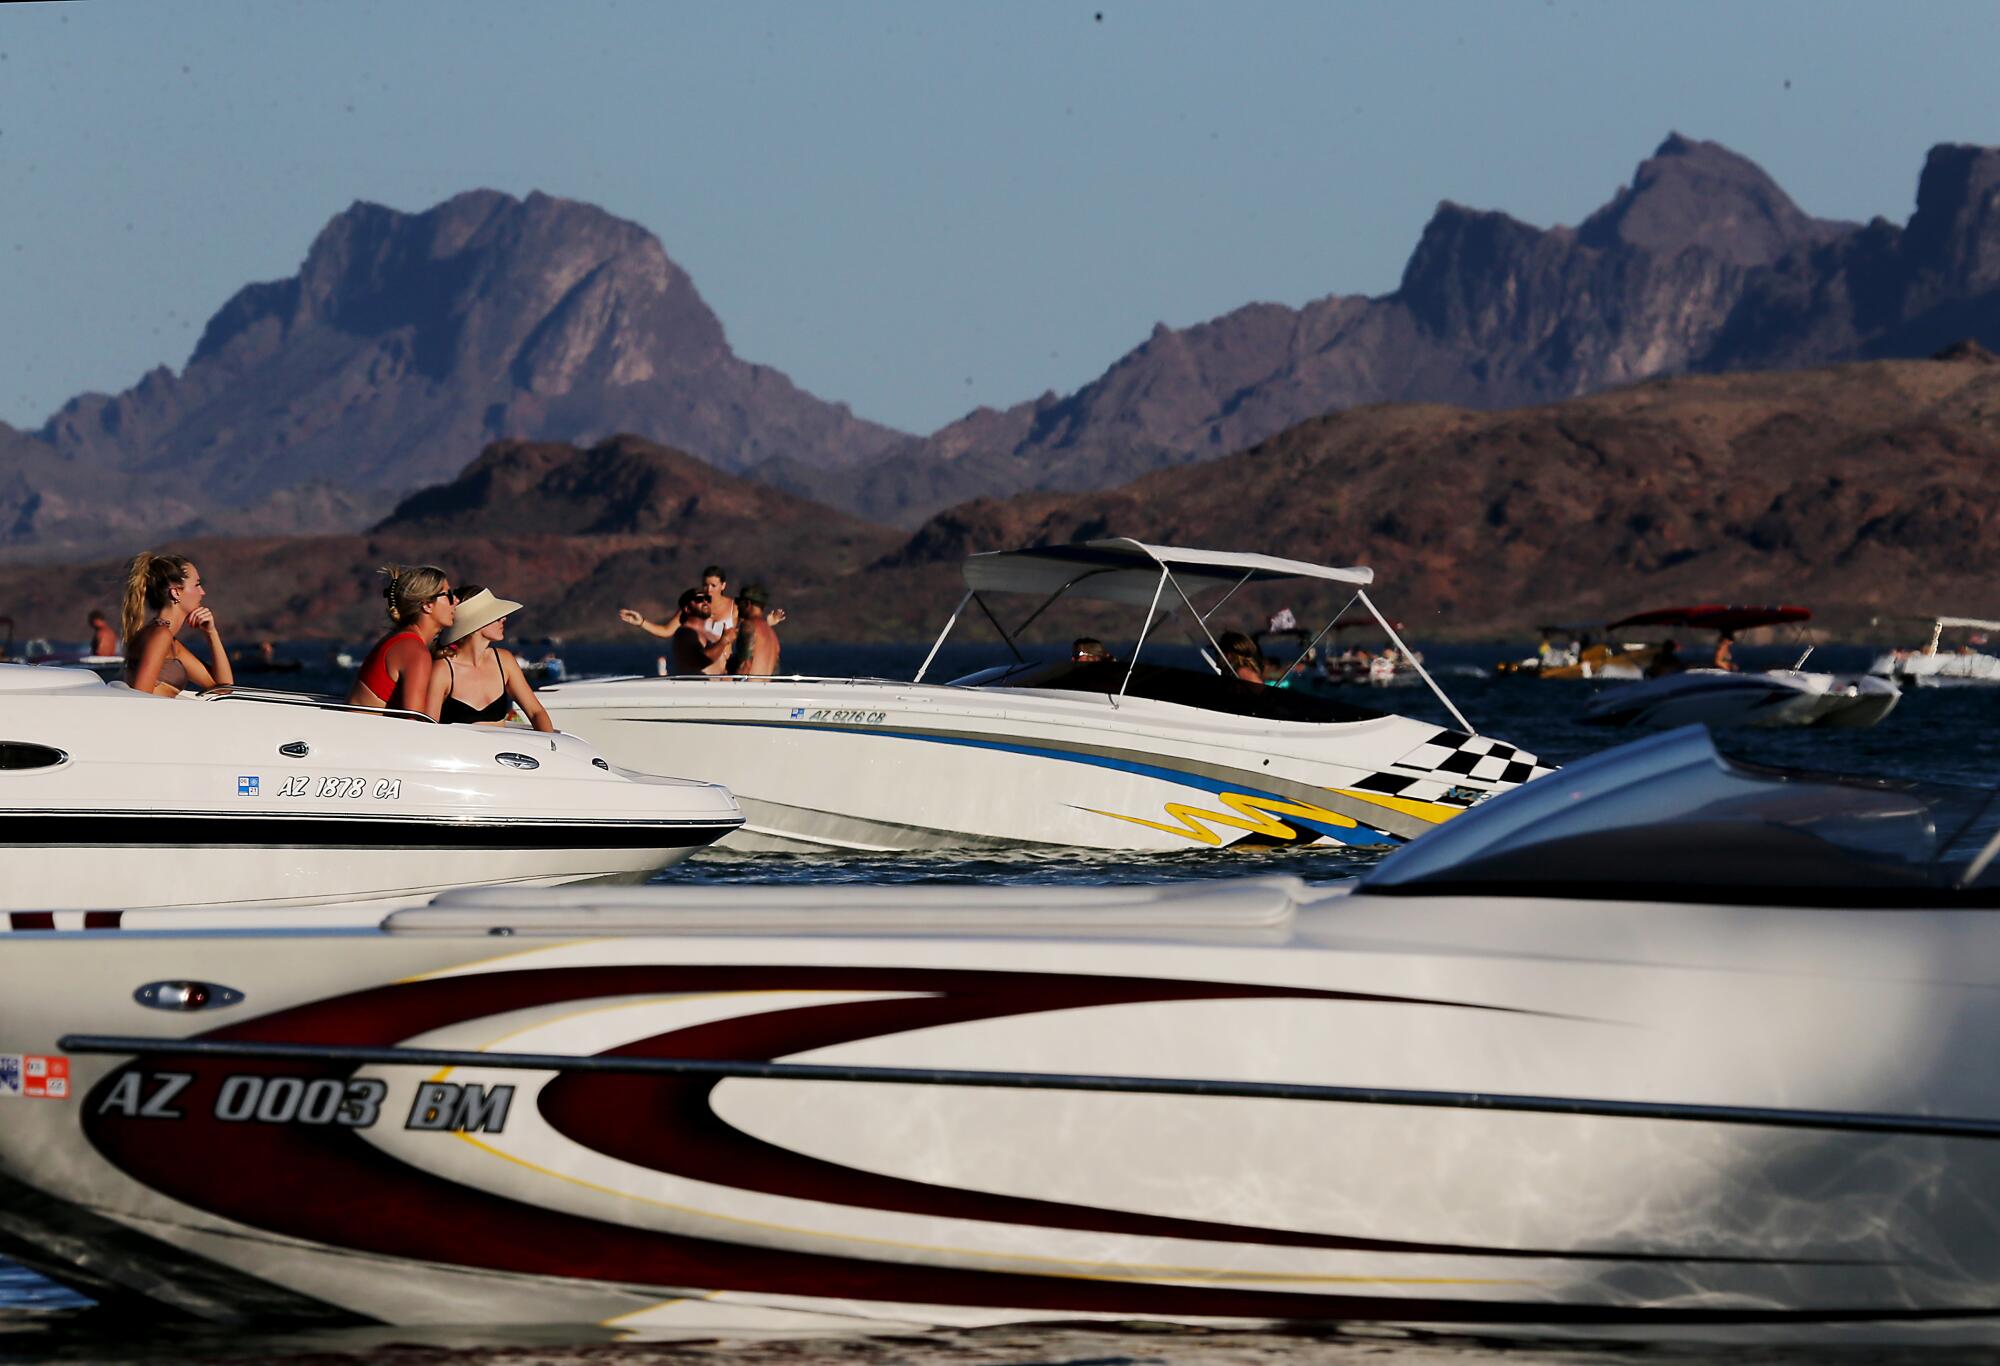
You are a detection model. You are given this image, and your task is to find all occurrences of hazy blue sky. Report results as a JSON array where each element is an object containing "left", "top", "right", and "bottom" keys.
[{"left": 2, "top": 1, "right": 1995, "bottom": 436}]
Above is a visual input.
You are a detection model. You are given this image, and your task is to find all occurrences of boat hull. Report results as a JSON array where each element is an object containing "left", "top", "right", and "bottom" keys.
[
  {"left": 0, "top": 815, "right": 720, "bottom": 915},
  {"left": 4, "top": 883, "right": 2000, "bottom": 1340},
  {"left": 540, "top": 677, "right": 1551, "bottom": 852},
  {"left": 0, "top": 668, "right": 743, "bottom": 911},
  {"left": 1583, "top": 669, "right": 1899, "bottom": 729},
  {"left": 1871, "top": 651, "right": 2000, "bottom": 687}
]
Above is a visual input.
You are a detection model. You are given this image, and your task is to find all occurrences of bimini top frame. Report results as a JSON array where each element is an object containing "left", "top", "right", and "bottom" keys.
[{"left": 911, "top": 537, "right": 1475, "bottom": 733}]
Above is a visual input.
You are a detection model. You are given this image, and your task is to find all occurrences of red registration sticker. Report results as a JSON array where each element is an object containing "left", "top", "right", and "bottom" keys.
[{"left": 11, "top": 1056, "right": 70, "bottom": 1104}]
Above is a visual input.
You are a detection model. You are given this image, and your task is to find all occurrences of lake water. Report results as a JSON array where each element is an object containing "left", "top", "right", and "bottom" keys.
[{"left": 7, "top": 639, "right": 1997, "bottom": 1362}]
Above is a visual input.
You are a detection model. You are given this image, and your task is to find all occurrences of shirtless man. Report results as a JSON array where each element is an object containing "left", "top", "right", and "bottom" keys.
[
  {"left": 729, "top": 584, "right": 782, "bottom": 676},
  {"left": 673, "top": 590, "right": 729, "bottom": 675},
  {"left": 86, "top": 610, "right": 119, "bottom": 657}
]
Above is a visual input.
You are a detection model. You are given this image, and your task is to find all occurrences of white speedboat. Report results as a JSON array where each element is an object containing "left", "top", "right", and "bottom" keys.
[
  {"left": 1870, "top": 616, "right": 2000, "bottom": 687},
  {"left": 0, "top": 664, "right": 742, "bottom": 914},
  {"left": 541, "top": 540, "right": 1552, "bottom": 852},
  {"left": 6, "top": 729, "right": 2000, "bottom": 1338},
  {"left": 1583, "top": 605, "right": 1898, "bottom": 729}
]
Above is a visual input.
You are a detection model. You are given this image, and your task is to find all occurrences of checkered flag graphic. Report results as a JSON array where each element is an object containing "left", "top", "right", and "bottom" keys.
[{"left": 1374, "top": 728, "right": 1556, "bottom": 793}]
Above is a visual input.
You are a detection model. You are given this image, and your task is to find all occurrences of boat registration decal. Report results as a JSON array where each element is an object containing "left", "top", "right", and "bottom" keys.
[
  {"left": 274, "top": 776, "right": 404, "bottom": 800},
  {"left": 0, "top": 1053, "right": 70, "bottom": 1100},
  {"left": 92, "top": 1070, "right": 512, "bottom": 1133},
  {"left": 788, "top": 708, "right": 886, "bottom": 725}
]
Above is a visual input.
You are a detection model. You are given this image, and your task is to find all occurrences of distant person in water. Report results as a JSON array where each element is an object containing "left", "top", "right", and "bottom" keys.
[
  {"left": 727, "top": 584, "right": 784, "bottom": 676},
  {"left": 428, "top": 586, "right": 554, "bottom": 732},
  {"left": 347, "top": 564, "right": 457, "bottom": 716},
  {"left": 86, "top": 609, "right": 119, "bottom": 658},
  {"left": 121, "top": 552, "right": 234, "bottom": 697},
  {"left": 1712, "top": 631, "right": 1737, "bottom": 672}
]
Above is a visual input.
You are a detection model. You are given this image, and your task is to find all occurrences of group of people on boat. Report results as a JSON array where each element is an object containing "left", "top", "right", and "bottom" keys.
[
  {"left": 118, "top": 554, "right": 554, "bottom": 731},
  {"left": 617, "top": 564, "right": 785, "bottom": 676}
]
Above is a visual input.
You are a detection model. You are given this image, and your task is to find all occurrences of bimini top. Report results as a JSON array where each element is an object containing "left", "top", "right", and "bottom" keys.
[
  {"left": 963, "top": 539, "right": 1373, "bottom": 609},
  {"left": 1607, "top": 604, "right": 1811, "bottom": 634}
]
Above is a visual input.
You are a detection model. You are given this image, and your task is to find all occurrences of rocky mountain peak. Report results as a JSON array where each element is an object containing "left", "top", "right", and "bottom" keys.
[
  {"left": 196, "top": 190, "right": 717, "bottom": 389},
  {"left": 11, "top": 189, "right": 903, "bottom": 554},
  {"left": 1576, "top": 132, "right": 1838, "bottom": 267},
  {"left": 1904, "top": 144, "right": 2000, "bottom": 290}
]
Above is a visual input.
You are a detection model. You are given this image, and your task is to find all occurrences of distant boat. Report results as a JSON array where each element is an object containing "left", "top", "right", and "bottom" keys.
[
  {"left": 22, "top": 640, "right": 124, "bottom": 680},
  {"left": 1870, "top": 616, "right": 2000, "bottom": 687},
  {"left": 1495, "top": 624, "right": 1660, "bottom": 681},
  {"left": 1583, "top": 605, "right": 1899, "bottom": 729},
  {"left": 1257, "top": 615, "right": 1425, "bottom": 688}
]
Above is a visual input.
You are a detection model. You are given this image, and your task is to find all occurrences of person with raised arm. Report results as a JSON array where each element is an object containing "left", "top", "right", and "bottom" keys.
[
  {"left": 121, "top": 553, "right": 234, "bottom": 697},
  {"left": 346, "top": 564, "right": 457, "bottom": 717},
  {"left": 622, "top": 588, "right": 731, "bottom": 674}
]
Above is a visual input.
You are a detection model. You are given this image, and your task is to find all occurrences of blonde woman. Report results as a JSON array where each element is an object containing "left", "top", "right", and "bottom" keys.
[
  {"left": 346, "top": 564, "right": 457, "bottom": 717},
  {"left": 121, "top": 552, "right": 234, "bottom": 697},
  {"left": 427, "top": 587, "right": 554, "bottom": 732}
]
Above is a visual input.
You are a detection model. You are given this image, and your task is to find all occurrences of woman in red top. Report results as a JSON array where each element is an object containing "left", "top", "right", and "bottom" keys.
[{"left": 346, "top": 564, "right": 457, "bottom": 717}]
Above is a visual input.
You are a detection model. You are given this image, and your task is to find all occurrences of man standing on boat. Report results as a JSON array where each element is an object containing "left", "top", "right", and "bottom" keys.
[
  {"left": 728, "top": 584, "right": 783, "bottom": 676},
  {"left": 620, "top": 589, "right": 731, "bottom": 674}
]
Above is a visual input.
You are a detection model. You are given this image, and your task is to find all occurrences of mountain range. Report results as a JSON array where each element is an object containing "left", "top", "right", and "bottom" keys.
[
  {"left": 5, "top": 134, "right": 2000, "bottom": 559},
  {"left": 3, "top": 345, "right": 1998, "bottom": 645},
  {"left": 3, "top": 192, "right": 898, "bottom": 556}
]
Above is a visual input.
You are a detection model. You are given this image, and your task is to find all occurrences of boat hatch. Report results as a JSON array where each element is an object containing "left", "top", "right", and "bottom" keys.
[
  {"left": 1362, "top": 725, "right": 2000, "bottom": 904},
  {"left": 384, "top": 878, "right": 1309, "bottom": 937}
]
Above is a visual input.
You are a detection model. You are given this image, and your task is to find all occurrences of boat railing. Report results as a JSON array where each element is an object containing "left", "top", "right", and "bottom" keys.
[
  {"left": 195, "top": 686, "right": 432, "bottom": 723},
  {"left": 551, "top": 673, "right": 916, "bottom": 690}
]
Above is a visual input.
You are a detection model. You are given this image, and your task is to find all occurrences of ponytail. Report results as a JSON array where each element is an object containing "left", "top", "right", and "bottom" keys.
[
  {"left": 378, "top": 564, "right": 449, "bottom": 626},
  {"left": 121, "top": 552, "right": 192, "bottom": 647}
]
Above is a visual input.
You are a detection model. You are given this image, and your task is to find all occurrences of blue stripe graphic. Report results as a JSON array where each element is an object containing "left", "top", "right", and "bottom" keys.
[{"left": 700, "top": 720, "right": 1399, "bottom": 846}]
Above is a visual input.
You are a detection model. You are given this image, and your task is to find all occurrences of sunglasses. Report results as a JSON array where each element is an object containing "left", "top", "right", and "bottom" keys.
[{"left": 431, "top": 588, "right": 461, "bottom": 604}]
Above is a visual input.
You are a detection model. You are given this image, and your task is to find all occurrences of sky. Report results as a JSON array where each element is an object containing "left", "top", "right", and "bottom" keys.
[{"left": 2, "top": 0, "right": 1996, "bottom": 438}]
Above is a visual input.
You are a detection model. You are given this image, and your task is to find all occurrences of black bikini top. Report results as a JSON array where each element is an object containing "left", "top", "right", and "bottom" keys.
[{"left": 439, "top": 654, "right": 514, "bottom": 724}]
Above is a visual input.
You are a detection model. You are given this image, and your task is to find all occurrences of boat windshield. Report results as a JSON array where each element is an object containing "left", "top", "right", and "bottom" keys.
[
  {"left": 948, "top": 657, "right": 1387, "bottom": 724},
  {"left": 1361, "top": 725, "right": 2000, "bottom": 904}
]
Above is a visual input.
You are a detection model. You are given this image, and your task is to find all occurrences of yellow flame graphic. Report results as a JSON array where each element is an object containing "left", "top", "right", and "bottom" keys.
[{"left": 1084, "top": 792, "right": 1361, "bottom": 847}]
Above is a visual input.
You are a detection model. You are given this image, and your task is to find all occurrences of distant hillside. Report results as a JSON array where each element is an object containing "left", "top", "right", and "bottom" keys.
[
  {"left": 7, "top": 352, "right": 2000, "bottom": 645},
  {"left": 819, "top": 135, "right": 2000, "bottom": 527},
  {"left": 878, "top": 345, "right": 2000, "bottom": 636},
  {"left": 0, "top": 434, "right": 905, "bottom": 643},
  {"left": 5, "top": 192, "right": 904, "bottom": 557}
]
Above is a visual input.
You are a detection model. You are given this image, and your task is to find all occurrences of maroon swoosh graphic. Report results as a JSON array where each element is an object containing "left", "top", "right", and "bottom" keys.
[
  {"left": 79, "top": 965, "right": 1925, "bottom": 1323},
  {"left": 540, "top": 987, "right": 1780, "bottom": 1265}
]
